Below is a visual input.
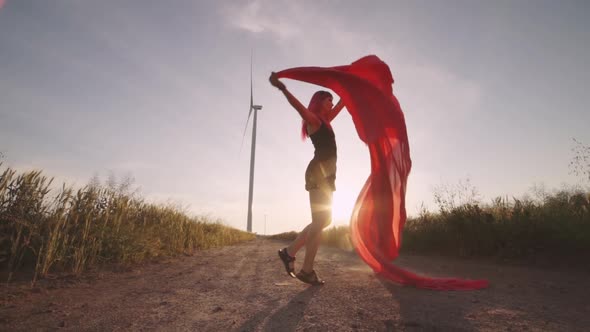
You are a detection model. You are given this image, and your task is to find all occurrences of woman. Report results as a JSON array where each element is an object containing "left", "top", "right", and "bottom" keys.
[
  {"left": 270, "top": 55, "right": 488, "bottom": 290},
  {"left": 269, "top": 72, "right": 344, "bottom": 285}
]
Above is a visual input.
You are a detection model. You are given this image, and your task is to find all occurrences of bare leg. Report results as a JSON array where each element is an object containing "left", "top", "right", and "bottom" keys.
[
  {"left": 286, "top": 223, "right": 312, "bottom": 256},
  {"left": 301, "top": 188, "right": 332, "bottom": 273}
]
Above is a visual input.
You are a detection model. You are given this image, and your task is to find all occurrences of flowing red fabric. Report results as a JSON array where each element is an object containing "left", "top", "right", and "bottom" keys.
[{"left": 277, "top": 55, "right": 488, "bottom": 290}]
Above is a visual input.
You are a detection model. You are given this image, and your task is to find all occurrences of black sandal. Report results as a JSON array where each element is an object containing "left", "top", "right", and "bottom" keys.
[
  {"left": 296, "top": 269, "right": 325, "bottom": 286},
  {"left": 278, "top": 248, "right": 296, "bottom": 278}
]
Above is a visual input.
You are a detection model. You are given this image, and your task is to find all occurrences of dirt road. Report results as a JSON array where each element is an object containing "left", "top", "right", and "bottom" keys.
[{"left": 1, "top": 237, "right": 589, "bottom": 331}]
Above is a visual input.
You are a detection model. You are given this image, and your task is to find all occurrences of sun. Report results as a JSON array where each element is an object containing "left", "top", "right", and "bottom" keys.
[{"left": 331, "top": 190, "right": 358, "bottom": 223}]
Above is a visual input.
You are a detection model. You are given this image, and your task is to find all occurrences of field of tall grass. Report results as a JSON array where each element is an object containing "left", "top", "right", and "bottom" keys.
[
  {"left": 0, "top": 165, "right": 255, "bottom": 284},
  {"left": 402, "top": 187, "right": 590, "bottom": 263},
  {"left": 272, "top": 185, "right": 590, "bottom": 268}
]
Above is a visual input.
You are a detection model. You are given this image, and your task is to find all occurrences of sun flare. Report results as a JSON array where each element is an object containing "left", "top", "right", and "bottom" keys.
[{"left": 331, "top": 190, "right": 358, "bottom": 223}]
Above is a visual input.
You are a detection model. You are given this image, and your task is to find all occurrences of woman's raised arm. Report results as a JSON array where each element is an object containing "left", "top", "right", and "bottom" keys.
[
  {"left": 269, "top": 72, "right": 321, "bottom": 128},
  {"left": 325, "top": 99, "right": 345, "bottom": 123}
]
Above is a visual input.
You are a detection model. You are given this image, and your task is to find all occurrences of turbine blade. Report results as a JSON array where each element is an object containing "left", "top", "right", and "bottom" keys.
[
  {"left": 241, "top": 50, "right": 255, "bottom": 156},
  {"left": 239, "top": 107, "right": 253, "bottom": 155},
  {"left": 250, "top": 51, "right": 254, "bottom": 108}
]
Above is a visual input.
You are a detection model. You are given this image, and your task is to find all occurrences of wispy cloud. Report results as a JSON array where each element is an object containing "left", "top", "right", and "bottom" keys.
[
  {"left": 222, "top": 0, "right": 373, "bottom": 57},
  {"left": 222, "top": 0, "right": 301, "bottom": 40},
  {"left": 224, "top": 1, "right": 484, "bottom": 126}
]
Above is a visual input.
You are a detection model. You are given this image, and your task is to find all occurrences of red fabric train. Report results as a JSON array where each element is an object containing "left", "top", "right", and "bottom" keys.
[{"left": 277, "top": 55, "right": 488, "bottom": 290}]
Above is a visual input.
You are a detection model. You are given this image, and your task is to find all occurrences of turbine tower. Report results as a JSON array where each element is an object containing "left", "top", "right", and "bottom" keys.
[{"left": 243, "top": 53, "right": 262, "bottom": 233}]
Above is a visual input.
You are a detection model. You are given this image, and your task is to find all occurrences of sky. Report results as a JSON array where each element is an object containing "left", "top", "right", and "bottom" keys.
[{"left": 1, "top": 0, "right": 589, "bottom": 234}]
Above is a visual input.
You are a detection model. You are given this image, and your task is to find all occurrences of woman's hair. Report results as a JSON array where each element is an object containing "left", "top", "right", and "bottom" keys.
[{"left": 301, "top": 90, "right": 333, "bottom": 140}]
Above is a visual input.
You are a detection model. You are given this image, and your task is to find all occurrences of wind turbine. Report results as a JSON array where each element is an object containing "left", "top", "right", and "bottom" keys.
[{"left": 242, "top": 53, "right": 263, "bottom": 233}]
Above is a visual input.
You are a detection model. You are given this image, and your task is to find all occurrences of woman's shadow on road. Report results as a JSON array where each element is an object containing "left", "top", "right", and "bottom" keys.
[
  {"left": 236, "top": 286, "right": 320, "bottom": 332},
  {"left": 264, "top": 286, "right": 320, "bottom": 331}
]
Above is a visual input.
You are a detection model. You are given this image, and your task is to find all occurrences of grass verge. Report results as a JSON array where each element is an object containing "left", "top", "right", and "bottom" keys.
[{"left": 0, "top": 165, "right": 255, "bottom": 284}]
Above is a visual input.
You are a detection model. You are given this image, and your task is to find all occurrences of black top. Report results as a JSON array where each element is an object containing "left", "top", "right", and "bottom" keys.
[{"left": 309, "top": 121, "right": 337, "bottom": 161}]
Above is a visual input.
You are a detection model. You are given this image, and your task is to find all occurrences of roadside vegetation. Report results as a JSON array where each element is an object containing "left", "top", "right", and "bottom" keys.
[
  {"left": 270, "top": 185, "right": 589, "bottom": 268},
  {"left": 272, "top": 139, "right": 590, "bottom": 268},
  {"left": 0, "top": 164, "right": 254, "bottom": 284}
]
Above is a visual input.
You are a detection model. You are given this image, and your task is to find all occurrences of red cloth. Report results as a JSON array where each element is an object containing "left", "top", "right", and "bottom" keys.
[{"left": 277, "top": 55, "right": 488, "bottom": 290}]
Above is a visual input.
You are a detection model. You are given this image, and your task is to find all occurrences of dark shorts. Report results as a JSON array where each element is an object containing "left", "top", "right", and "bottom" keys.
[{"left": 305, "top": 157, "right": 337, "bottom": 191}]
